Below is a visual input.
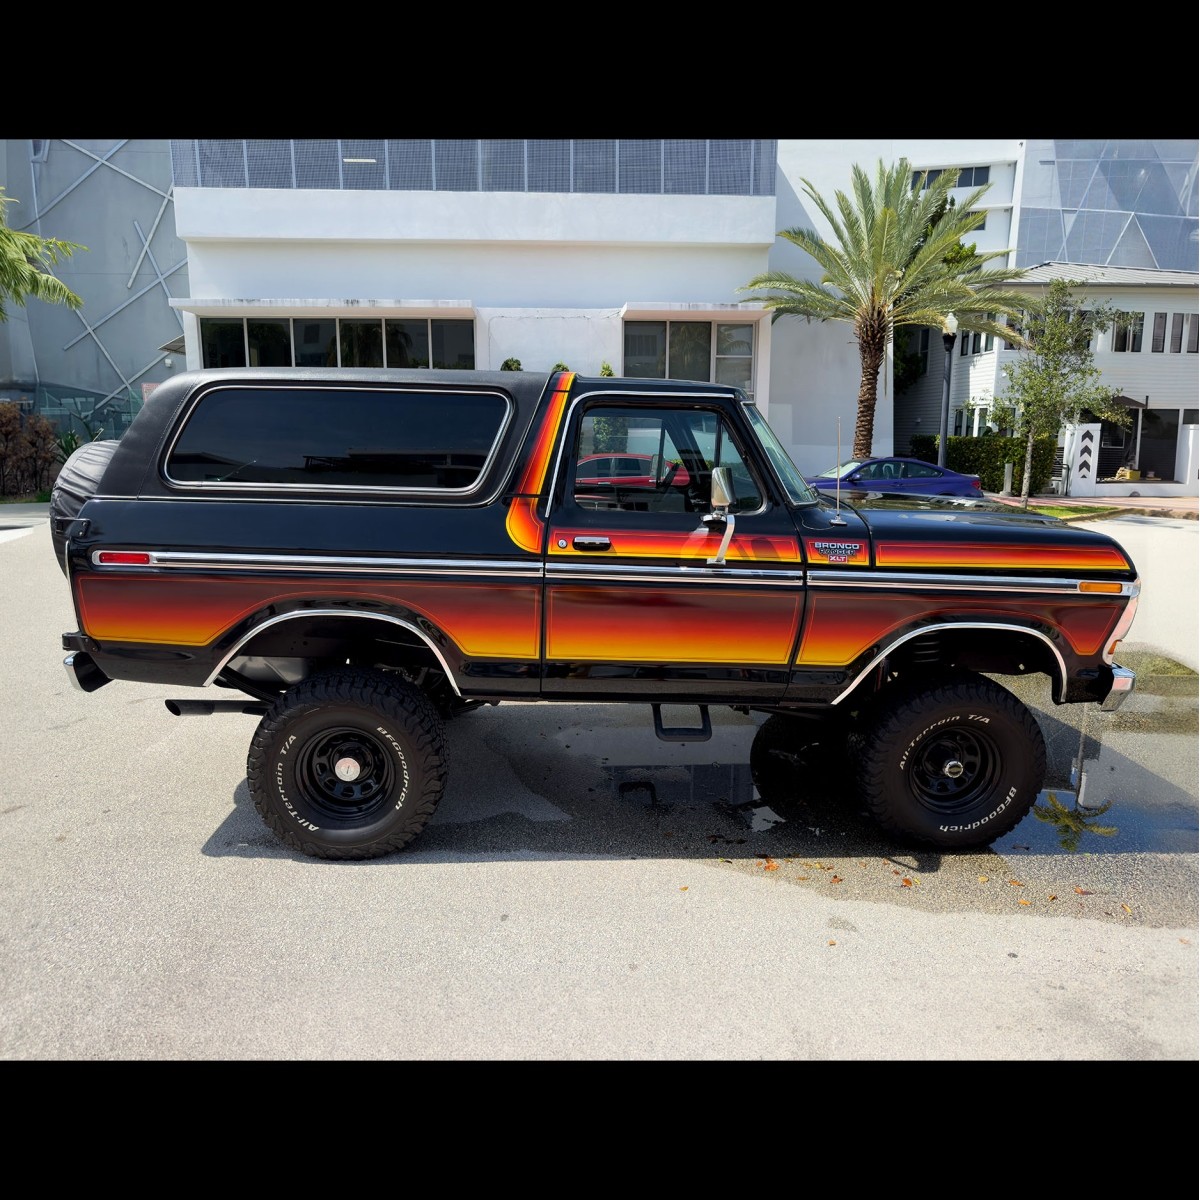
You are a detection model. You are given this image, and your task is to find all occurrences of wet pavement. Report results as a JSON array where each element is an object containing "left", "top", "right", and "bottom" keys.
[{"left": 416, "top": 646, "right": 1198, "bottom": 930}]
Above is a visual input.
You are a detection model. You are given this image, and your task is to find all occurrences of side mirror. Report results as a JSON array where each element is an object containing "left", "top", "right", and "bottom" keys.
[
  {"left": 848, "top": 473, "right": 862, "bottom": 484},
  {"left": 710, "top": 465, "right": 734, "bottom": 511},
  {"left": 705, "top": 467, "right": 736, "bottom": 566}
]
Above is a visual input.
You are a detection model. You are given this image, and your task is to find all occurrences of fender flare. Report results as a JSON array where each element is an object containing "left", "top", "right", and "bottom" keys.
[{"left": 204, "top": 607, "right": 464, "bottom": 696}]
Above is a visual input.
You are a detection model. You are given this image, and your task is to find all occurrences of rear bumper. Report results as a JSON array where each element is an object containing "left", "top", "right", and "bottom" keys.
[
  {"left": 1100, "top": 664, "right": 1136, "bottom": 712},
  {"left": 63, "top": 651, "right": 111, "bottom": 693}
]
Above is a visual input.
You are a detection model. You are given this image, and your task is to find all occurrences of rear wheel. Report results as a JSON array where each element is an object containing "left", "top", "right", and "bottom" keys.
[
  {"left": 247, "top": 667, "right": 447, "bottom": 860},
  {"left": 853, "top": 673, "right": 1046, "bottom": 849}
]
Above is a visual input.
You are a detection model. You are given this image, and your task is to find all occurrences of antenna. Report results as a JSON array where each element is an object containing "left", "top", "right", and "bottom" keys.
[{"left": 830, "top": 416, "right": 847, "bottom": 526}]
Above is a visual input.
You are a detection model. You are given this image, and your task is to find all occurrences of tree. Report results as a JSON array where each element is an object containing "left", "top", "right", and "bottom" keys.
[
  {"left": 738, "top": 160, "right": 1032, "bottom": 459},
  {"left": 0, "top": 188, "right": 84, "bottom": 322},
  {"left": 994, "top": 279, "right": 1131, "bottom": 508}
]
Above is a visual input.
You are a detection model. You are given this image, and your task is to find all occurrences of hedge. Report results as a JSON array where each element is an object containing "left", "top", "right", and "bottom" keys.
[{"left": 908, "top": 433, "right": 1056, "bottom": 494}]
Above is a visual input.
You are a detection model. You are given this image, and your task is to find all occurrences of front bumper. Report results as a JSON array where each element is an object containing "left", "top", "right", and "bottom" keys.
[{"left": 1100, "top": 664, "right": 1136, "bottom": 712}]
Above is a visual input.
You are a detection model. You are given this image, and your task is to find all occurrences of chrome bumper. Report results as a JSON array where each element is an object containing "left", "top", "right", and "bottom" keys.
[
  {"left": 1100, "top": 664, "right": 1136, "bottom": 712},
  {"left": 64, "top": 651, "right": 111, "bottom": 693}
]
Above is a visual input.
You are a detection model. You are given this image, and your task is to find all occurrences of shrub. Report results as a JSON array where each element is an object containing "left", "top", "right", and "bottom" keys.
[
  {"left": 599, "top": 361, "right": 614, "bottom": 377},
  {"left": 908, "top": 433, "right": 1055, "bottom": 494},
  {"left": 500, "top": 357, "right": 522, "bottom": 371}
]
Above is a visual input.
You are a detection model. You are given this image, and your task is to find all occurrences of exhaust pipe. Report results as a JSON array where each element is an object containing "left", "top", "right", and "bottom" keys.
[{"left": 165, "top": 699, "right": 269, "bottom": 716}]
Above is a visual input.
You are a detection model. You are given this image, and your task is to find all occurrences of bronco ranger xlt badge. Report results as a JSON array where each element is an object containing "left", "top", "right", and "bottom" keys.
[{"left": 51, "top": 366, "right": 1140, "bottom": 861}]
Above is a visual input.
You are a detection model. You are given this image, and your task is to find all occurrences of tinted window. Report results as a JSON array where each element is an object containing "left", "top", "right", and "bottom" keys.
[{"left": 167, "top": 385, "right": 510, "bottom": 491}]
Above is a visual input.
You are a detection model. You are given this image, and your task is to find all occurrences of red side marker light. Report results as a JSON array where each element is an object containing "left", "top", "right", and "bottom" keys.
[{"left": 97, "top": 551, "right": 152, "bottom": 565}]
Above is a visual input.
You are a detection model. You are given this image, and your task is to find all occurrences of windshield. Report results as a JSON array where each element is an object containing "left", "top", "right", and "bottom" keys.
[
  {"left": 816, "top": 460, "right": 864, "bottom": 479},
  {"left": 743, "top": 404, "right": 818, "bottom": 505}
]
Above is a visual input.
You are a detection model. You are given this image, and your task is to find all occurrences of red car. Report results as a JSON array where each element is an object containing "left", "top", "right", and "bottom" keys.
[{"left": 574, "top": 453, "right": 691, "bottom": 490}]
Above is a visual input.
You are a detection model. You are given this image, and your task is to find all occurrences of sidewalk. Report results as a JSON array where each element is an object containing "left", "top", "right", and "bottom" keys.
[{"left": 985, "top": 493, "right": 1199, "bottom": 520}]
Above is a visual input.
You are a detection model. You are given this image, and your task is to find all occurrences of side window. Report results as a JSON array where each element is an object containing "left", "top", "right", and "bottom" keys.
[
  {"left": 166, "top": 385, "right": 510, "bottom": 491},
  {"left": 571, "top": 406, "right": 762, "bottom": 515},
  {"left": 903, "top": 462, "right": 941, "bottom": 478}
]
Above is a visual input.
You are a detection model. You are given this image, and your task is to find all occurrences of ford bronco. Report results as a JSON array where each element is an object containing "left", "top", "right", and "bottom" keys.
[{"left": 52, "top": 367, "right": 1140, "bottom": 860}]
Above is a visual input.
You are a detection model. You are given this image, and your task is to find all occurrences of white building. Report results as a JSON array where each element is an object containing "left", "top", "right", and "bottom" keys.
[
  {"left": 4, "top": 138, "right": 1196, "bottom": 495},
  {"left": 894, "top": 263, "right": 1198, "bottom": 497}
]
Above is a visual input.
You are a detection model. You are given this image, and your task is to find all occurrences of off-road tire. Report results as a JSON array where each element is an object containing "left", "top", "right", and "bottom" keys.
[
  {"left": 247, "top": 667, "right": 447, "bottom": 860},
  {"left": 749, "top": 712, "right": 851, "bottom": 802},
  {"left": 854, "top": 673, "right": 1046, "bottom": 850}
]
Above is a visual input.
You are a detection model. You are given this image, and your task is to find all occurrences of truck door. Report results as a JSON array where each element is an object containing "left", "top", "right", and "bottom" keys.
[{"left": 540, "top": 393, "right": 805, "bottom": 702}]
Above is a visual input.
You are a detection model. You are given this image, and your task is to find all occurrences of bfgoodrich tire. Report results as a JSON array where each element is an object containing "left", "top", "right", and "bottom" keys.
[
  {"left": 854, "top": 674, "right": 1046, "bottom": 850},
  {"left": 246, "top": 667, "right": 447, "bottom": 860}
]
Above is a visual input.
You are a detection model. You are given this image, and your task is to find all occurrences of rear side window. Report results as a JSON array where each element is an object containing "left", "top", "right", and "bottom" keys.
[{"left": 165, "top": 384, "right": 511, "bottom": 492}]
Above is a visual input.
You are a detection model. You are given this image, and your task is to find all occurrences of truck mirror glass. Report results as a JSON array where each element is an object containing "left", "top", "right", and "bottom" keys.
[{"left": 710, "top": 466, "right": 734, "bottom": 510}]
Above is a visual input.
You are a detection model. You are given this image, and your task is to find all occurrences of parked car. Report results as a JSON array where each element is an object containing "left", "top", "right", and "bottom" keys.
[
  {"left": 575, "top": 452, "right": 691, "bottom": 490},
  {"left": 806, "top": 457, "right": 982, "bottom": 497}
]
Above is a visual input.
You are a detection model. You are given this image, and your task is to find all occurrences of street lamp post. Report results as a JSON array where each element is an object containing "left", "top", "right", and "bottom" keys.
[{"left": 937, "top": 313, "right": 959, "bottom": 468}]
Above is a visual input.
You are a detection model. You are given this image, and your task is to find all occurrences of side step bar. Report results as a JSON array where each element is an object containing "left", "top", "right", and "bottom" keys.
[
  {"left": 165, "top": 699, "right": 270, "bottom": 716},
  {"left": 651, "top": 703, "right": 712, "bottom": 742}
]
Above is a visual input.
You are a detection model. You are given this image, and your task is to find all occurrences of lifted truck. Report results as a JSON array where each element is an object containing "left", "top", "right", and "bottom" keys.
[{"left": 52, "top": 367, "right": 1140, "bottom": 859}]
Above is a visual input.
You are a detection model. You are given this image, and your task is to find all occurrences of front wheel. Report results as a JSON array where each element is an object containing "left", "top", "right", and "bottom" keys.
[
  {"left": 853, "top": 674, "right": 1046, "bottom": 850},
  {"left": 246, "top": 667, "right": 447, "bottom": 860}
]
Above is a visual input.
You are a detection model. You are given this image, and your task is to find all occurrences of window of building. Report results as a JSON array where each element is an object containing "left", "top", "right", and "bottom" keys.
[
  {"left": 340, "top": 320, "right": 384, "bottom": 367},
  {"left": 623, "top": 321, "right": 755, "bottom": 394},
  {"left": 166, "top": 384, "right": 510, "bottom": 492},
  {"left": 914, "top": 328, "right": 930, "bottom": 376},
  {"left": 247, "top": 320, "right": 292, "bottom": 366},
  {"left": 201, "top": 320, "right": 247, "bottom": 368},
  {"left": 1189, "top": 313, "right": 1199, "bottom": 354},
  {"left": 1151, "top": 312, "right": 1167, "bottom": 352},
  {"left": 969, "top": 211, "right": 987, "bottom": 230},
  {"left": 1170, "top": 312, "right": 1185, "bottom": 352},
  {"left": 912, "top": 165, "right": 990, "bottom": 190},
  {"left": 200, "top": 318, "right": 475, "bottom": 370},
  {"left": 1112, "top": 312, "right": 1144, "bottom": 353},
  {"left": 294, "top": 319, "right": 337, "bottom": 367},
  {"left": 1184, "top": 409, "right": 1199, "bottom": 424}
]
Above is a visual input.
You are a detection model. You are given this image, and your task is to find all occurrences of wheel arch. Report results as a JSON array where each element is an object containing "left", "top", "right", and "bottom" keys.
[
  {"left": 205, "top": 608, "right": 463, "bottom": 695},
  {"left": 833, "top": 621, "right": 1067, "bottom": 707}
]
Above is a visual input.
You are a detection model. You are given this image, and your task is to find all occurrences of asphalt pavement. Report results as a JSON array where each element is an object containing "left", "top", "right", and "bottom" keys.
[{"left": 0, "top": 502, "right": 1195, "bottom": 1062}]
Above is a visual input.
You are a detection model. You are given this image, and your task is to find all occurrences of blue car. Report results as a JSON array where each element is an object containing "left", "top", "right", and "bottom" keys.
[{"left": 805, "top": 456, "right": 983, "bottom": 498}]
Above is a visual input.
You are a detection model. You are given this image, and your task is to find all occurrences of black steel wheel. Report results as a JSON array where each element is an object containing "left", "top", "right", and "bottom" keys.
[
  {"left": 247, "top": 667, "right": 447, "bottom": 860},
  {"left": 853, "top": 673, "right": 1046, "bottom": 850}
]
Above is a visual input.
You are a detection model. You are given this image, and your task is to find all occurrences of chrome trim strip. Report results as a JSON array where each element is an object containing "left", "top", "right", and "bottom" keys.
[
  {"left": 546, "top": 564, "right": 805, "bottom": 585},
  {"left": 831, "top": 621, "right": 1069, "bottom": 706},
  {"left": 808, "top": 569, "right": 1140, "bottom": 596},
  {"left": 92, "top": 550, "right": 544, "bottom": 576},
  {"left": 1103, "top": 586, "right": 1141, "bottom": 664},
  {"left": 205, "top": 609, "right": 463, "bottom": 694}
]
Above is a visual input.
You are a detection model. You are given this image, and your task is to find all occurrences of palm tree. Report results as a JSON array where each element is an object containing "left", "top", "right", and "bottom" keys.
[
  {"left": 0, "top": 188, "right": 84, "bottom": 322},
  {"left": 739, "top": 159, "right": 1033, "bottom": 460}
]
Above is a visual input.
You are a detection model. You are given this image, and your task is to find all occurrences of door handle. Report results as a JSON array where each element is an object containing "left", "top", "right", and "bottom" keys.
[{"left": 572, "top": 536, "right": 611, "bottom": 551}]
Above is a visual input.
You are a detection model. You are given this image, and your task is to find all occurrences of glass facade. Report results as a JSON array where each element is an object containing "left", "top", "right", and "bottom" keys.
[
  {"left": 1018, "top": 140, "right": 1199, "bottom": 270},
  {"left": 170, "top": 139, "right": 778, "bottom": 197}
]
